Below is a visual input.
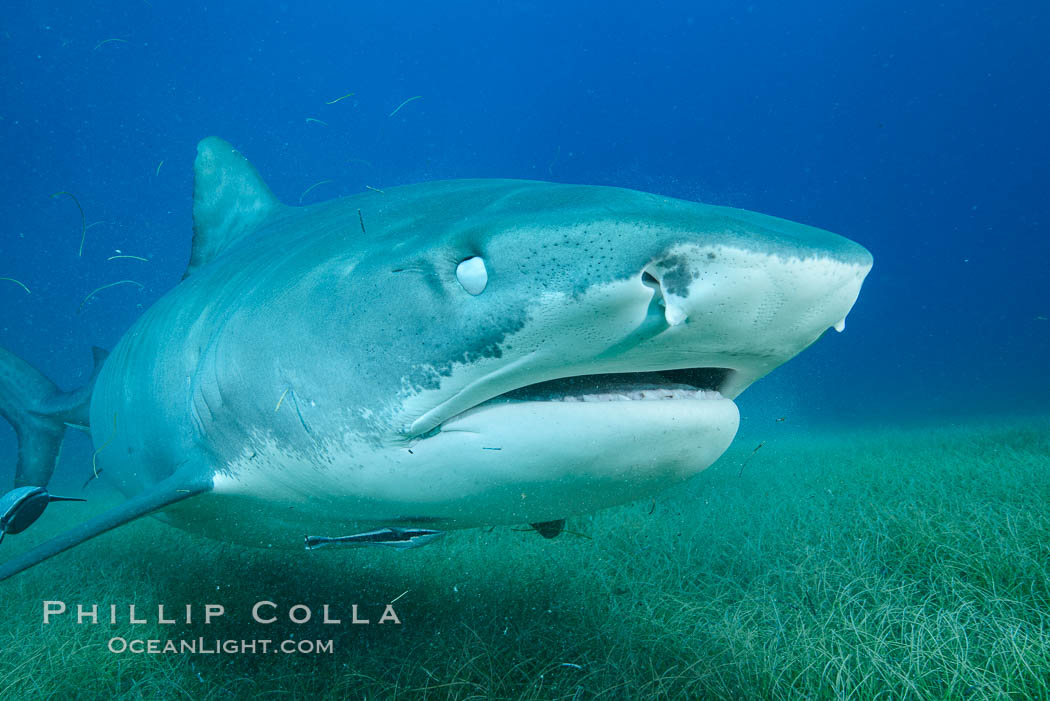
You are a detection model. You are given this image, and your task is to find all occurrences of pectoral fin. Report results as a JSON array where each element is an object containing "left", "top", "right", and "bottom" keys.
[{"left": 0, "top": 474, "right": 212, "bottom": 582}]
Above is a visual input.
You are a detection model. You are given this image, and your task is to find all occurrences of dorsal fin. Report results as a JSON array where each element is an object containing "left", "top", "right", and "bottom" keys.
[{"left": 184, "top": 137, "right": 285, "bottom": 278}]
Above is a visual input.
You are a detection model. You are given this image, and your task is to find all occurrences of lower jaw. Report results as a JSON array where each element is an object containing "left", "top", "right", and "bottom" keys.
[{"left": 410, "top": 397, "right": 742, "bottom": 525}]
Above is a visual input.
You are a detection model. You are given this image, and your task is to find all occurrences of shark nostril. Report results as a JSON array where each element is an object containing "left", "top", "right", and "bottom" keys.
[
  {"left": 641, "top": 270, "right": 667, "bottom": 310},
  {"left": 641, "top": 268, "right": 688, "bottom": 327}
]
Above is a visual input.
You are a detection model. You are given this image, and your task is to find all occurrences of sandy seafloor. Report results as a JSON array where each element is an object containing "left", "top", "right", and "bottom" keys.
[{"left": 1, "top": 415, "right": 1048, "bottom": 700}]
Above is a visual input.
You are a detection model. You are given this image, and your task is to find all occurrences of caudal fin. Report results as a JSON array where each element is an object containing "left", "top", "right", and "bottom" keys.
[{"left": 0, "top": 346, "right": 107, "bottom": 488}]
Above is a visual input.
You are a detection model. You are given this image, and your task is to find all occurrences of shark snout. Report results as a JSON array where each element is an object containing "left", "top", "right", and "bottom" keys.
[
  {"left": 615, "top": 238, "right": 872, "bottom": 398},
  {"left": 637, "top": 244, "right": 779, "bottom": 335}
]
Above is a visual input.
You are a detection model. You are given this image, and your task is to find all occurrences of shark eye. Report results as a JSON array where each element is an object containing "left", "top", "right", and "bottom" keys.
[{"left": 456, "top": 256, "right": 488, "bottom": 295}]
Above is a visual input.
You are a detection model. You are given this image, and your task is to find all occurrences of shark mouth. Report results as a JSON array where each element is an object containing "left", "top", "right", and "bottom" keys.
[
  {"left": 491, "top": 367, "right": 734, "bottom": 403},
  {"left": 439, "top": 367, "right": 736, "bottom": 428},
  {"left": 412, "top": 366, "right": 741, "bottom": 437}
]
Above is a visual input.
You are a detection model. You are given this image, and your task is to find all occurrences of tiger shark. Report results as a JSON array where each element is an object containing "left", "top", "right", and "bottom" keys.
[{"left": 0, "top": 137, "right": 872, "bottom": 580}]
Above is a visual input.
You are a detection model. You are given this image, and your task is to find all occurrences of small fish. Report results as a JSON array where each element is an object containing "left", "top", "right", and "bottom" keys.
[
  {"left": 82, "top": 468, "right": 103, "bottom": 489},
  {"left": 51, "top": 191, "right": 87, "bottom": 257},
  {"left": 389, "top": 95, "right": 422, "bottom": 117},
  {"left": 0, "top": 278, "right": 30, "bottom": 294},
  {"left": 77, "top": 280, "right": 145, "bottom": 314},
  {"left": 737, "top": 441, "right": 765, "bottom": 477},
  {"left": 325, "top": 92, "right": 355, "bottom": 105},
  {"left": 93, "top": 38, "right": 129, "bottom": 51},
  {"left": 298, "top": 179, "right": 335, "bottom": 204}
]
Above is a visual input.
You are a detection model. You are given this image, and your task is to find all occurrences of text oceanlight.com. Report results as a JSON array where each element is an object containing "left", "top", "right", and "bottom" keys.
[{"left": 108, "top": 638, "right": 334, "bottom": 655}]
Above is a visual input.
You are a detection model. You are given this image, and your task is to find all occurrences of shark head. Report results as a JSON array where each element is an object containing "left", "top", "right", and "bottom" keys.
[
  {"left": 347, "top": 180, "right": 871, "bottom": 525},
  {"left": 165, "top": 142, "right": 871, "bottom": 533}
]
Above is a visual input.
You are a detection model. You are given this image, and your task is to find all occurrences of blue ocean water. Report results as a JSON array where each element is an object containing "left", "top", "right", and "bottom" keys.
[
  {"left": 1, "top": 0, "right": 1047, "bottom": 432},
  {"left": 3, "top": 6, "right": 1050, "bottom": 698}
]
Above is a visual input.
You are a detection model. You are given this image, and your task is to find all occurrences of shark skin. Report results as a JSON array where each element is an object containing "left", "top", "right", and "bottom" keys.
[{"left": 0, "top": 137, "right": 872, "bottom": 579}]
